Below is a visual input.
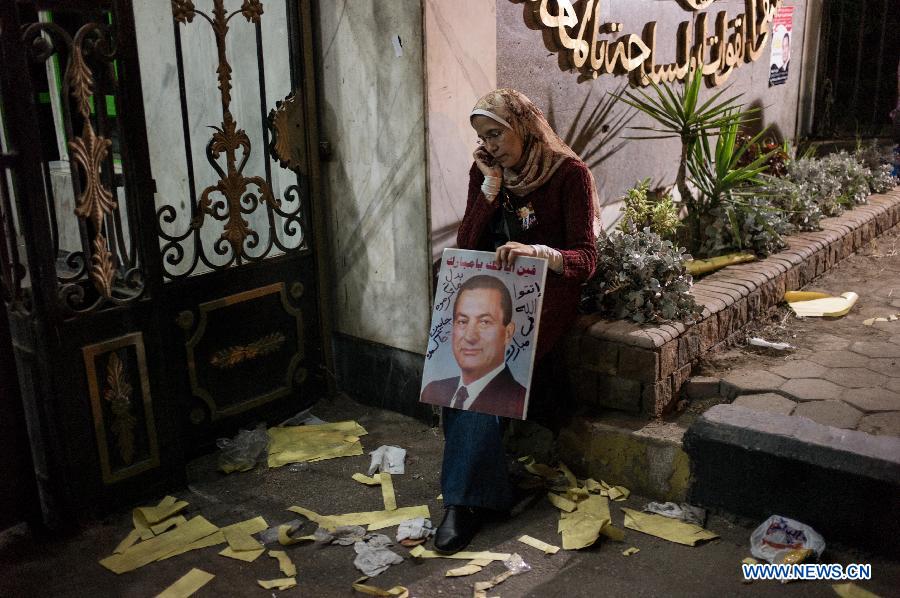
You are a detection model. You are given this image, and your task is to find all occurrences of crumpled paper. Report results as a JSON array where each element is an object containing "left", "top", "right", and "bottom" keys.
[
  {"left": 643, "top": 501, "right": 707, "bottom": 526},
  {"left": 396, "top": 517, "right": 433, "bottom": 546},
  {"left": 353, "top": 534, "right": 404, "bottom": 576},
  {"left": 315, "top": 525, "right": 368, "bottom": 546},
  {"left": 368, "top": 446, "right": 406, "bottom": 475}
]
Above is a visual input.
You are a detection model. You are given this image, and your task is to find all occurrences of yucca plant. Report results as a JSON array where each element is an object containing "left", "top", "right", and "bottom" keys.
[
  {"left": 687, "top": 119, "right": 784, "bottom": 256},
  {"left": 617, "top": 69, "right": 757, "bottom": 210}
]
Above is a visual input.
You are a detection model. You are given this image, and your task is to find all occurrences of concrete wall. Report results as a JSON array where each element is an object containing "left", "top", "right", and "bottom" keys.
[
  {"left": 425, "top": 0, "right": 498, "bottom": 261},
  {"left": 315, "top": 0, "right": 431, "bottom": 355}
]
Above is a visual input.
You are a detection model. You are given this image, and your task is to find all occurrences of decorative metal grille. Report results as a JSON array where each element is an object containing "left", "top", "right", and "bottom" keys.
[
  {"left": 158, "top": 0, "right": 307, "bottom": 281},
  {"left": 20, "top": 16, "right": 144, "bottom": 315}
]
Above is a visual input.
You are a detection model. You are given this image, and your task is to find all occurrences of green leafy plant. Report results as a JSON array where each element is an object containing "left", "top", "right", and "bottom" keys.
[
  {"left": 617, "top": 179, "right": 680, "bottom": 240},
  {"left": 617, "top": 69, "right": 768, "bottom": 254},
  {"left": 685, "top": 118, "right": 785, "bottom": 257},
  {"left": 583, "top": 229, "right": 700, "bottom": 324}
]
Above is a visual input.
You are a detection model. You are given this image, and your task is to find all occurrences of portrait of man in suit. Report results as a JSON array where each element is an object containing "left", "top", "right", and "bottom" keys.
[{"left": 420, "top": 274, "right": 527, "bottom": 419}]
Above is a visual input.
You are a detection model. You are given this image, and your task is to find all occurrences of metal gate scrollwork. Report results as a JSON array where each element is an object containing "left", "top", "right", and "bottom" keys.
[
  {"left": 158, "top": 0, "right": 307, "bottom": 280},
  {"left": 21, "top": 18, "right": 144, "bottom": 314}
]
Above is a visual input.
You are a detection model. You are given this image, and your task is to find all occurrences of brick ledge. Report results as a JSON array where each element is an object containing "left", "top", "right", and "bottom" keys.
[{"left": 566, "top": 188, "right": 900, "bottom": 416}]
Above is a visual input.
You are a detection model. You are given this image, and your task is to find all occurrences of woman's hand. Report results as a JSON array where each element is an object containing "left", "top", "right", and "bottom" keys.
[
  {"left": 473, "top": 148, "right": 502, "bottom": 179},
  {"left": 495, "top": 242, "right": 537, "bottom": 269}
]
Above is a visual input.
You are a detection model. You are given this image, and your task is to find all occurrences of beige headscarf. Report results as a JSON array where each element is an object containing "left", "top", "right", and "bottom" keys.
[{"left": 471, "top": 88, "right": 602, "bottom": 235}]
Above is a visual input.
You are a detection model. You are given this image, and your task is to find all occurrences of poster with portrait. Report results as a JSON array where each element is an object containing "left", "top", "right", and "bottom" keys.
[
  {"left": 420, "top": 248, "right": 547, "bottom": 420},
  {"left": 768, "top": 5, "right": 794, "bottom": 86}
]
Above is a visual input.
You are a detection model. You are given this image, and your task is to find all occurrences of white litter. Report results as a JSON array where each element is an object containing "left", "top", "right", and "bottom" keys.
[{"left": 368, "top": 446, "right": 406, "bottom": 475}]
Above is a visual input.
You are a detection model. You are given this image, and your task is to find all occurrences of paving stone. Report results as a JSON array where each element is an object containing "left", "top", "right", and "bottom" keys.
[
  {"left": 780, "top": 378, "right": 844, "bottom": 401},
  {"left": 850, "top": 341, "right": 900, "bottom": 358},
  {"left": 682, "top": 376, "right": 721, "bottom": 400},
  {"left": 887, "top": 378, "right": 900, "bottom": 394},
  {"left": 857, "top": 412, "right": 900, "bottom": 437},
  {"left": 808, "top": 350, "right": 871, "bottom": 368},
  {"left": 803, "top": 334, "right": 851, "bottom": 351},
  {"left": 767, "top": 359, "right": 826, "bottom": 379},
  {"left": 890, "top": 335, "right": 900, "bottom": 346},
  {"left": 867, "top": 358, "right": 900, "bottom": 378},
  {"left": 793, "top": 400, "right": 863, "bottom": 430},
  {"left": 720, "top": 369, "right": 786, "bottom": 399},
  {"left": 733, "top": 393, "right": 796, "bottom": 415},
  {"left": 841, "top": 387, "right": 900, "bottom": 413},
  {"left": 824, "top": 367, "right": 887, "bottom": 389}
]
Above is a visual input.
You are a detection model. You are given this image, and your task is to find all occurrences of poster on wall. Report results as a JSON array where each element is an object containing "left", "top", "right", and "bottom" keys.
[
  {"left": 769, "top": 5, "right": 794, "bottom": 86},
  {"left": 420, "top": 249, "right": 547, "bottom": 420}
]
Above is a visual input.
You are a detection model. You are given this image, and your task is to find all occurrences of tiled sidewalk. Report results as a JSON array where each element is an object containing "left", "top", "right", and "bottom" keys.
[{"left": 696, "top": 225, "right": 900, "bottom": 437}]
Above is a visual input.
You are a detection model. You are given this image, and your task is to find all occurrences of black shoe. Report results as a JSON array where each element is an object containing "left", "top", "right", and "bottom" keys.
[{"left": 434, "top": 506, "right": 483, "bottom": 554}]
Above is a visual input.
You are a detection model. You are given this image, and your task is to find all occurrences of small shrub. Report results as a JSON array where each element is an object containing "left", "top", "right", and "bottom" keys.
[
  {"left": 759, "top": 174, "right": 824, "bottom": 232},
  {"left": 583, "top": 229, "right": 700, "bottom": 324},
  {"left": 699, "top": 197, "right": 791, "bottom": 258},
  {"left": 617, "top": 179, "right": 680, "bottom": 239}
]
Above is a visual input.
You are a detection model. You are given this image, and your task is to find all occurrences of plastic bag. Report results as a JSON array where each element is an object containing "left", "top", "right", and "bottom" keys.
[
  {"left": 217, "top": 423, "right": 269, "bottom": 473},
  {"left": 750, "top": 515, "right": 825, "bottom": 563}
]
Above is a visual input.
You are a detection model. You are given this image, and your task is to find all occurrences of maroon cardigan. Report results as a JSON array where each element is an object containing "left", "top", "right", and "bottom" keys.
[{"left": 457, "top": 158, "right": 597, "bottom": 360}]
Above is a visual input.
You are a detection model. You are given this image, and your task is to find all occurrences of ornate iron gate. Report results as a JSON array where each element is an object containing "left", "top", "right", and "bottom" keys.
[
  {"left": 0, "top": 0, "right": 330, "bottom": 524},
  {"left": 813, "top": 0, "right": 900, "bottom": 139}
]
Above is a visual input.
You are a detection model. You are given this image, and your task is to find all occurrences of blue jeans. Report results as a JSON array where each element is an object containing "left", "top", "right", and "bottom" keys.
[{"left": 440, "top": 408, "right": 512, "bottom": 512}]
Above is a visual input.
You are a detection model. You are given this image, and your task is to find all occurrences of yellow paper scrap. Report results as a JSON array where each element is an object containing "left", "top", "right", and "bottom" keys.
[
  {"left": 134, "top": 496, "right": 188, "bottom": 535},
  {"left": 268, "top": 421, "right": 368, "bottom": 468},
  {"left": 223, "top": 527, "right": 262, "bottom": 552},
  {"left": 622, "top": 547, "right": 640, "bottom": 556},
  {"left": 257, "top": 578, "right": 297, "bottom": 591},
  {"left": 558, "top": 495, "right": 611, "bottom": 550},
  {"left": 600, "top": 525, "right": 625, "bottom": 542},
  {"left": 278, "top": 525, "right": 315, "bottom": 546},
  {"left": 584, "top": 479, "right": 603, "bottom": 493},
  {"left": 352, "top": 577, "right": 410, "bottom": 597},
  {"left": 832, "top": 583, "right": 881, "bottom": 598},
  {"left": 154, "top": 568, "right": 215, "bottom": 598},
  {"left": 473, "top": 570, "right": 515, "bottom": 598},
  {"left": 408, "top": 545, "right": 510, "bottom": 561},
  {"left": 622, "top": 508, "right": 718, "bottom": 546},
  {"left": 151, "top": 515, "right": 187, "bottom": 536},
  {"left": 863, "top": 314, "right": 899, "bottom": 326},
  {"left": 219, "top": 546, "right": 265, "bottom": 562},
  {"left": 100, "top": 516, "right": 219, "bottom": 574},
  {"left": 548, "top": 492, "right": 577, "bottom": 513},
  {"left": 113, "top": 529, "right": 141, "bottom": 554},
  {"left": 436, "top": 494, "right": 443, "bottom": 501},
  {"left": 786, "top": 291, "right": 859, "bottom": 317},
  {"left": 566, "top": 487, "right": 589, "bottom": 502},
  {"left": 288, "top": 505, "right": 430, "bottom": 532},
  {"left": 158, "top": 533, "right": 223, "bottom": 561},
  {"left": 353, "top": 473, "right": 382, "bottom": 485},
  {"left": 268, "top": 550, "right": 297, "bottom": 577},
  {"left": 784, "top": 291, "right": 831, "bottom": 302},
  {"left": 444, "top": 563, "right": 485, "bottom": 577},
  {"left": 518, "top": 534, "right": 560, "bottom": 554},
  {"left": 380, "top": 473, "right": 397, "bottom": 511},
  {"left": 608, "top": 486, "right": 630, "bottom": 501},
  {"left": 742, "top": 557, "right": 760, "bottom": 565}
]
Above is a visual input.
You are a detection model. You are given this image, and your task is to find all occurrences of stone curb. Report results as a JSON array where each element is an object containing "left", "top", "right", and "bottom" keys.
[
  {"left": 566, "top": 188, "right": 900, "bottom": 416},
  {"left": 683, "top": 404, "right": 900, "bottom": 555}
]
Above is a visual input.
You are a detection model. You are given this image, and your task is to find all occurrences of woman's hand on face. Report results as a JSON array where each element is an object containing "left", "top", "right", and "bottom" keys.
[
  {"left": 495, "top": 242, "right": 536, "bottom": 269},
  {"left": 473, "top": 148, "right": 502, "bottom": 179}
]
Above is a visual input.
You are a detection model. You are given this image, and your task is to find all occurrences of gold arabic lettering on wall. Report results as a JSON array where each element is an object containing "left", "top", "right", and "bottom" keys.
[{"left": 529, "top": 0, "right": 784, "bottom": 87}]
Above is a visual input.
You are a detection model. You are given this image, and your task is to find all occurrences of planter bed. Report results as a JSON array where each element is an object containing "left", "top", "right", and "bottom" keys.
[{"left": 565, "top": 188, "right": 900, "bottom": 417}]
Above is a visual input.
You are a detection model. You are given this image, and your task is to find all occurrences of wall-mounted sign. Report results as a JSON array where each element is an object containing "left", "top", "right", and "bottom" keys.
[
  {"left": 529, "top": 0, "right": 784, "bottom": 87},
  {"left": 768, "top": 5, "right": 794, "bottom": 86}
]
